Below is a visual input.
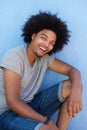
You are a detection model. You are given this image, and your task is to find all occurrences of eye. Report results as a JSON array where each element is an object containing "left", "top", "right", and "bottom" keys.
[
  {"left": 50, "top": 41, "right": 55, "bottom": 46},
  {"left": 41, "top": 36, "right": 47, "bottom": 41}
]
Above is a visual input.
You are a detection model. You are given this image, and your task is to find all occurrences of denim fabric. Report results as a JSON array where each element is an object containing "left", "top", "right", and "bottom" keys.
[
  {"left": 34, "top": 123, "right": 44, "bottom": 130},
  {"left": 0, "top": 81, "right": 65, "bottom": 130}
]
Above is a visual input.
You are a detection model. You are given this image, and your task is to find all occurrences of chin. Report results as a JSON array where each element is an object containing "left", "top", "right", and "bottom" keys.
[{"left": 35, "top": 52, "right": 44, "bottom": 57}]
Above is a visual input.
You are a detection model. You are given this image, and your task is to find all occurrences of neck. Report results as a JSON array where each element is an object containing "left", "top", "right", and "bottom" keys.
[{"left": 26, "top": 45, "right": 37, "bottom": 67}]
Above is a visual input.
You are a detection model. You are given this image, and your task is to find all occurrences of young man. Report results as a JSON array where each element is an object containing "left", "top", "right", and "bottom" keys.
[{"left": 0, "top": 12, "right": 82, "bottom": 130}]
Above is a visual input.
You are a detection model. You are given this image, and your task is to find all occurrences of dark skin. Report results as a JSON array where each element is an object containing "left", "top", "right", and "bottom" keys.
[{"left": 4, "top": 29, "right": 82, "bottom": 130}]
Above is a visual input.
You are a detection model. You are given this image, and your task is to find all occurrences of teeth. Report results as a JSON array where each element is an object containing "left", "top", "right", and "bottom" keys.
[{"left": 39, "top": 46, "right": 46, "bottom": 51}]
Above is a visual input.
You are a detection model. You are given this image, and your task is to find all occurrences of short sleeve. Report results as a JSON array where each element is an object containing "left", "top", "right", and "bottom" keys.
[
  {"left": 44, "top": 54, "right": 54, "bottom": 66},
  {"left": 0, "top": 49, "right": 23, "bottom": 76}
]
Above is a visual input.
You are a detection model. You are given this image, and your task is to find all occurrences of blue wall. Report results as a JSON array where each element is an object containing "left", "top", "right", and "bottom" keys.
[{"left": 0, "top": 0, "right": 87, "bottom": 129}]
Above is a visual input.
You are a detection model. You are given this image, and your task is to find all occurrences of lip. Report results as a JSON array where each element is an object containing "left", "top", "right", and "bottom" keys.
[{"left": 39, "top": 46, "right": 47, "bottom": 53}]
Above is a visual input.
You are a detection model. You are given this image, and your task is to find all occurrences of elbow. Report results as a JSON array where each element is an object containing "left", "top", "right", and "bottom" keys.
[{"left": 6, "top": 96, "right": 19, "bottom": 110}]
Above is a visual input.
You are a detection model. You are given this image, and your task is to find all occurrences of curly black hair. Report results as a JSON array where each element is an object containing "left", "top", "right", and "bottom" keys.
[{"left": 22, "top": 11, "right": 70, "bottom": 55}]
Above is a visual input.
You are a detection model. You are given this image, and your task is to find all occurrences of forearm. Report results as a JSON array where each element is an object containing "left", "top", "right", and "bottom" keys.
[
  {"left": 8, "top": 99, "right": 46, "bottom": 122},
  {"left": 67, "top": 67, "right": 82, "bottom": 117},
  {"left": 68, "top": 67, "right": 82, "bottom": 89}
]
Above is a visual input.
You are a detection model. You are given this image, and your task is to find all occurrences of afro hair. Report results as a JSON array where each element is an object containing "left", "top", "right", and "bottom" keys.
[{"left": 22, "top": 11, "right": 70, "bottom": 55}]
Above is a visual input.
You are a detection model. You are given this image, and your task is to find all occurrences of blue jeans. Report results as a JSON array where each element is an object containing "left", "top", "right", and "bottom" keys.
[{"left": 0, "top": 81, "right": 65, "bottom": 130}]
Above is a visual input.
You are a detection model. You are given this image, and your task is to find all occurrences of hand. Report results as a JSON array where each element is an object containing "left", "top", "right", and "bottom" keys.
[
  {"left": 47, "top": 120, "right": 59, "bottom": 130},
  {"left": 67, "top": 87, "right": 82, "bottom": 117}
]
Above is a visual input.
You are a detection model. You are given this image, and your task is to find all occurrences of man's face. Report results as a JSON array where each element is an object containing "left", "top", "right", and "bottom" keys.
[{"left": 31, "top": 29, "right": 57, "bottom": 57}]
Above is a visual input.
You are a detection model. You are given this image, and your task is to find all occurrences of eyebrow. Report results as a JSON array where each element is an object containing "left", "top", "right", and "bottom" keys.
[
  {"left": 40, "top": 33, "right": 48, "bottom": 37},
  {"left": 40, "top": 33, "right": 56, "bottom": 44}
]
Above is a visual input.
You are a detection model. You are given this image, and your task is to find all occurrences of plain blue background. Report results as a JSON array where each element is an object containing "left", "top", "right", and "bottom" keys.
[{"left": 0, "top": 0, "right": 87, "bottom": 129}]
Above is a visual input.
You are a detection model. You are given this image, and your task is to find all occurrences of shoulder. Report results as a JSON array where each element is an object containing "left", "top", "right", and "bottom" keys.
[
  {"left": 39, "top": 54, "right": 54, "bottom": 66},
  {"left": 6, "top": 45, "right": 26, "bottom": 55},
  {"left": 0, "top": 45, "right": 27, "bottom": 76},
  {"left": 1, "top": 45, "right": 26, "bottom": 60}
]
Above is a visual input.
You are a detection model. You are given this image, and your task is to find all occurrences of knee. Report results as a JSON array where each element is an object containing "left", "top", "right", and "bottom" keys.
[{"left": 61, "top": 80, "right": 71, "bottom": 99}]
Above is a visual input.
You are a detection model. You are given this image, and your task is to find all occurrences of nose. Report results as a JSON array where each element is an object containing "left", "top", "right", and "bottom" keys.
[{"left": 44, "top": 41, "right": 49, "bottom": 47}]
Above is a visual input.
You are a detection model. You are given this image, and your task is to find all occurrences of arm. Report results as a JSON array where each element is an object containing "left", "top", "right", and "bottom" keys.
[
  {"left": 4, "top": 68, "right": 46, "bottom": 122},
  {"left": 49, "top": 58, "right": 82, "bottom": 117}
]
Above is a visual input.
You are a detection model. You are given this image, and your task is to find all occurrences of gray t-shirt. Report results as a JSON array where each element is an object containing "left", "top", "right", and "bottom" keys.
[{"left": 0, "top": 45, "right": 54, "bottom": 115}]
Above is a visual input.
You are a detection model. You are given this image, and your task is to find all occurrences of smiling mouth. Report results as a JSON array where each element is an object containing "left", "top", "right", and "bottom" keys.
[{"left": 39, "top": 46, "right": 47, "bottom": 52}]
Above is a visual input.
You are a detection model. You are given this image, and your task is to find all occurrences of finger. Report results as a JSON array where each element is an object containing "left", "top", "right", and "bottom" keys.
[
  {"left": 67, "top": 100, "right": 73, "bottom": 117},
  {"left": 76, "top": 101, "right": 82, "bottom": 114},
  {"left": 76, "top": 99, "right": 83, "bottom": 113},
  {"left": 68, "top": 100, "right": 77, "bottom": 117},
  {"left": 70, "top": 101, "right": 82, "bottom": 117},
  {"left": 79, "top": 101, "right": 83, "bottom": 111},
  {"left": 76, "top": 103, "right": 80, "bottom": 114},
  {"left": 72, "top": 102, "right": 77, "bottom": 117}
]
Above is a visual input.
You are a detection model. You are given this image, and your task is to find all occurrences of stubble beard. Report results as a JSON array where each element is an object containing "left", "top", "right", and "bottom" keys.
[{"left": 35, "top": 51, "right": 45, "bottom": 58}]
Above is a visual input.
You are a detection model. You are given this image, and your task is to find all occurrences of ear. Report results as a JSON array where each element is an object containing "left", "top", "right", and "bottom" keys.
[{"left": 31, "top": 33, "right": 36, "bottom": 40}]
